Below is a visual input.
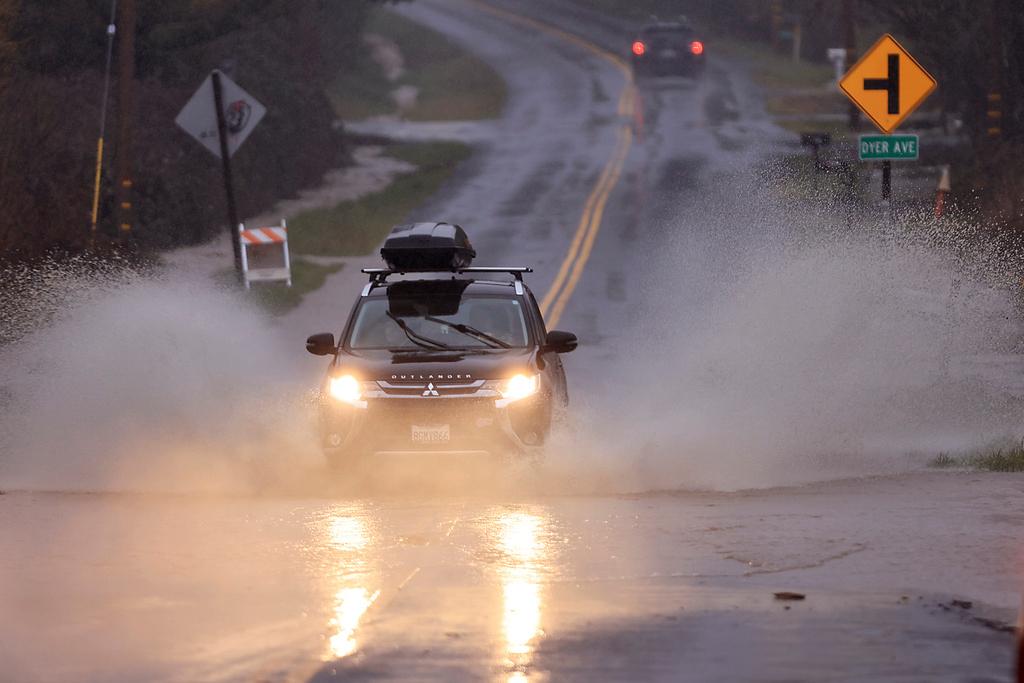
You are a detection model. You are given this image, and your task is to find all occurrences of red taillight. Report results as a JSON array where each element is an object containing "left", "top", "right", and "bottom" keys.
[
  {"left": 690, "top": 40, "right": 704, "bottom": 56},
  {"left": 632, "top": 41, "right": 646, "bottom": 56}
]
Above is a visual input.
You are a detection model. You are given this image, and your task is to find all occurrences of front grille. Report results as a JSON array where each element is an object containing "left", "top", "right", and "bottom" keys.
[{"left": 371, "top": 379, "right": 494, "bottom": 399}]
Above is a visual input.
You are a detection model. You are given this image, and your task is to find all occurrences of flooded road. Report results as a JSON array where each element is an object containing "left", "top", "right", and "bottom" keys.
[
  {"left": 1, "top": 473, "right": 1020, "bottom": 681},
  {"left": 2, "top": 0, "right": 1023, "bottom": 681}
]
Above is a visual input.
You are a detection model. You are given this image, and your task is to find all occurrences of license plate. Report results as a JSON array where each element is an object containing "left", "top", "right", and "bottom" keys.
[
  {"left": 660, "top": 49, "right": 677, "bottom": 58},
  {"left": 411, "top": 424, "right": 450, "bottom": 443}
]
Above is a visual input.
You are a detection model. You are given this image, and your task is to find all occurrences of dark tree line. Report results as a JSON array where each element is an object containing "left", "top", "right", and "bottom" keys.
[
  {"left": 622, "top": 0, "right": 1023, "bottom": 223},
  {"left": 0, "top": 0, "right": 401, "bottom": 260},
  {"left": 862, "top": 0, "right": 1023, "bottom": 221}
]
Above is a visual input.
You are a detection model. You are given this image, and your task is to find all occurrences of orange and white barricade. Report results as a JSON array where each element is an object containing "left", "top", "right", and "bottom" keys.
[{"left": 239, "top": 219, "right": 291, "bottom": 289}]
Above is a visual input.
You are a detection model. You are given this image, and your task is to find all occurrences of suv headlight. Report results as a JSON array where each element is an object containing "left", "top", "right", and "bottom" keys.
[
  {"left": 328, "top": 374, "right": 369, "bottom": 408},
  {"left": 493, "top": 373, "right": 539, "bottom": 407}
]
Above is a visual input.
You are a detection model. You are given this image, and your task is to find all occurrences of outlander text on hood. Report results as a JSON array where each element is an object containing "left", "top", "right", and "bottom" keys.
[{"left": 306, "top": 222, "right": 577, "bottom": 468}]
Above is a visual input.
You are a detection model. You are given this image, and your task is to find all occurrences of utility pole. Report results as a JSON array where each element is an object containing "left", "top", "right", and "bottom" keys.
[
  {"left": 987, "top": 0, "right": 1017, "bottom": 225},
  {"left": 114, "top": 0, "right": 136, "bottom": 242},
  {"left": 89, "top": 0, "right": 118, "bottom": 247},
  {"left": 770, "top": 1, "right": 783, "bottom": 52},
  {"left": 986, "top": 1, "right": 1004, "bottom": 140},
  {"left": 842, "top": 0, "right": 860, "bottom": 131},
  {"left": 792, "top": 19, "right": 802, "bottom": 63}
]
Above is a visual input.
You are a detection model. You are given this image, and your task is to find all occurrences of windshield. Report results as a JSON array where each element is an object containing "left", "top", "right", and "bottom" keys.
[{"left": 348, "top": 295, "right": 530, "bottom": 350}]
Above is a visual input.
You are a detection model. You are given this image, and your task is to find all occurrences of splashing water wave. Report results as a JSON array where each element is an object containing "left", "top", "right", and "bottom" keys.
[
  {"left": 3, "top": 176, "right": 1024, "bottom": 495},
  {"left": 0, "top": 264, "right": 321, "bottom": 494},
  {"left": 544, "top": 173, "right": 1024, "bottom": 492}
]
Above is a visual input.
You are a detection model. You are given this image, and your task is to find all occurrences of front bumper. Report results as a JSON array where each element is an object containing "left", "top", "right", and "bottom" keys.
[{"left": 319, "top": 381, "right": 550, "bottom": 457}]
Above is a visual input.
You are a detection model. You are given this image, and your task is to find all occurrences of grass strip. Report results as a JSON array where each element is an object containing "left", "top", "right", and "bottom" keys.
[
  {"left": 288, "top": 140, "right": 472, "bottom": 258},
  {"left": 713, "top": 38, "right": 851, "bottom": 138},
  {"left": 715, "top": 38, "right": 833, "bottom": 91},
  {"left": 329, "top": 53, "right": 396, "bottom": 121},
  {"left": 765, "top": 152, "right": 868, "bottom": 204},
  {"left": 219, "top": 259, "right": 343, "bottom": 316},
  {"left": 331, "top": 8, "right": 506, "bottom": 121},
  {"left": 774, "top": 118, "right": 852, "bottom": 139},
  {"left": 929, "top": 441, "right": 1024, "bottom": 472}
]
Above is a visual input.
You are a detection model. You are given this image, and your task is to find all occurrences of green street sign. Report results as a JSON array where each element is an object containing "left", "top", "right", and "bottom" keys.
[{"left": 858, "top": 134, "right": 919, "bottom": 161}]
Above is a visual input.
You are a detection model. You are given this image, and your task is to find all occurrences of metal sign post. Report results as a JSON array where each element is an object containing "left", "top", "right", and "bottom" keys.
[
  {"left": 211, "top": 71, "right": 243, "bottom": 283},
  {"left": 839, "top": 34, "right": 936, "bottom": 216},
  {"left": 858, "top": 134, "right": 919, "bottom": 208},
  {"left": 175, "top": 70, "right": 266, "bottom": 285}
]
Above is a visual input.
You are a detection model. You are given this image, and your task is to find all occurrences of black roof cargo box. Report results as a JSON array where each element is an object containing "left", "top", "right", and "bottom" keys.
[{"left": 380, "top": 222, "right": 476, "bottom": 271}]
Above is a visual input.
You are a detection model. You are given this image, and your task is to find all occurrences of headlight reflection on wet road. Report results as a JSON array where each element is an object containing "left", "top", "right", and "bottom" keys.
[
  {"left": 329, "top": 515, "right": 368, "bottom": 551},
  {"left": 329, "top": 586, "right": 381, "bottom": 658},
  {"left": 325, "top": 513, "right": 379, "bottom": 660},
  {"left": 498, "top": 510, "right": 548, "bottom": 679}
]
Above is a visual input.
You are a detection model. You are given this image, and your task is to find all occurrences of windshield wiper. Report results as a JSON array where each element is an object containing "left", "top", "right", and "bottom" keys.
[
  {"left": 423, "top": 315, "right": 511, "bottom": 349},
  {"left": 385, "top": 311, "right": 451, "bottom": 350}
]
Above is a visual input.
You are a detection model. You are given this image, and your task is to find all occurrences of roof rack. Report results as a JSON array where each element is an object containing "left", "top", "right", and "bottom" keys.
[
  {"left": 361, "top": 267, "right": 533, "bottom": 294},
  {"left": 364, "top": 264, "right": 532, "bottom": 282}
]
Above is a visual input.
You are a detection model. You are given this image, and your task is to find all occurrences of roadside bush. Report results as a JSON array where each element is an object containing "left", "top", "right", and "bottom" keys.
[{"left": 0, "top": 0, "right": 403, "bottom": 260}]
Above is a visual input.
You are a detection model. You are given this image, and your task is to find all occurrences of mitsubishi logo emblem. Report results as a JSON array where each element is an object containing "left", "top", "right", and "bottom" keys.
[{"left": 422, "top": 383, "right": 440, "bottom": 397}]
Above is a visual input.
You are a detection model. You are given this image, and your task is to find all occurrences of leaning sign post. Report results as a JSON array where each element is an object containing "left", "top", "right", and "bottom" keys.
[
  {"left": 838, "top": 34, "right": 936, "bottom": 210},
  {"left": 175, "top": 70, "right": 266, "bottom": 284}
]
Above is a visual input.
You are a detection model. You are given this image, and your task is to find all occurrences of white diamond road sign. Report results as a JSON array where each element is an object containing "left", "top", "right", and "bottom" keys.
[{"left": 175, "top": 71, "right": 266, "bottom": 158}]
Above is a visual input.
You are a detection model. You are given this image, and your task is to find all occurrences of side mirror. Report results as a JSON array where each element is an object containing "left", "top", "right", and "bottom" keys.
[
  {"left": 306, "top": 333, "right": 337, "bottom": 356},
  {"left": 544, "top": 330, "right": 578, "bottom": 354}
]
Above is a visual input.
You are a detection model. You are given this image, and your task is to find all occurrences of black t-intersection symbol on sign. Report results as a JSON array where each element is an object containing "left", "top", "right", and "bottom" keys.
[{"left": 864, "top": 54, "right": 900, "bottom": 114}]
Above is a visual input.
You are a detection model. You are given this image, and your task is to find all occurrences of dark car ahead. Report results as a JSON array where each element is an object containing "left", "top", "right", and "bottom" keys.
[
  {"left": 631, "top": 21, "right": 705, "bottom": 78},
  {"left": 305, "top": 223, "right": 577, "bottom": 469}
]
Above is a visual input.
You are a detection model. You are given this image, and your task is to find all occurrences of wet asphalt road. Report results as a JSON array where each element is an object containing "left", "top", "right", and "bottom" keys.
[
  {"left": 1, "top": 475, "right": 1021, "bottom": 681},
  {"left": 1, "top": 0, "right": 1023, "bottom": 681}
]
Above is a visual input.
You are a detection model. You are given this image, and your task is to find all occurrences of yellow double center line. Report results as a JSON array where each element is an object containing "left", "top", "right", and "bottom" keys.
[
  {"left": 465, "top": 0, "right": 637, "bottom": 329},
  {"left": 542, "top": 119, "right": 633, "bottom": 327}
]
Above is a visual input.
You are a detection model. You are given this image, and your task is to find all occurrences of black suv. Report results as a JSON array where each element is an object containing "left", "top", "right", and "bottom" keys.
[
  {"left": 306, "top": 223, "right": 577, "bottom": 467},
  {"left": 631, "top": 21, "right": 705, "bottom": 78}
]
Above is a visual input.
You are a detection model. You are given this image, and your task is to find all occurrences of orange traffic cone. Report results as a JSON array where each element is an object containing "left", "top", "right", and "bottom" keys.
[{"left": 934, "top": 165, "right": 951, "bottom": 218}]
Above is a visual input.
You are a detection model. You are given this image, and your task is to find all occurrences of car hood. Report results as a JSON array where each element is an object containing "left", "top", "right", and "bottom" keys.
[{"left": 335, "top": 348, "right": 537, "bottom": 381}]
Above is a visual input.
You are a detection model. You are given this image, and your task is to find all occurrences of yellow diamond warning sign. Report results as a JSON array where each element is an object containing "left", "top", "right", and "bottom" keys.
[{"left": 839, "top": 34, "right": 937, "bottom": 134}]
